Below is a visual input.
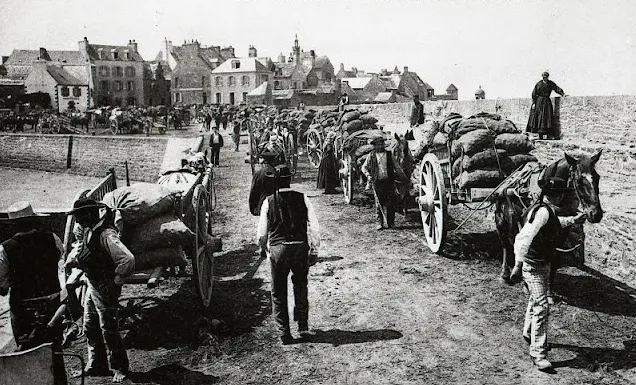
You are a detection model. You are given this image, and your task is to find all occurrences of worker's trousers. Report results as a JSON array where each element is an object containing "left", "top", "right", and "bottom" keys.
[
  {"left": 374, "top": 179, "right": 395, "bottom": 228},
  {"left": 83, "top": 283, "right": 129, "bottom": 372},
  {"left": 522, "top": 261, "right": 550, "bottom": 360}
]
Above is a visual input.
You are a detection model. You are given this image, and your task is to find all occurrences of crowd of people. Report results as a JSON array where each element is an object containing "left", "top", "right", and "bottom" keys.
[{"left": 0, "top": 71, "right": 576, "bottom": 384}]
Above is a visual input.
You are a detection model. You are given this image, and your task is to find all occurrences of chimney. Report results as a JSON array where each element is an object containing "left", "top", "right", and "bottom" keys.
[
  {"left": 340, "top": 63, "right": 345, "bottom": 71},
  {"left": 277, "top": 53, "right": 286, "bottom": 63},
  {"left": 372, "top": 73, "right": 379, "bottom": 80},
  {"left": 127, "top": 39, "right": 138, "bottom": 53},
  {"left": 403, "top": 66, "right": 409, "bottom": 73},
  {"left": 38, "top": 47, "right": 50, "bottom": 61},
  {"left": 78, "top": 37, "right": 89, "bottom": 60},
  {"left": 248, "top": 45, "right": 258, "bottom": 58}
]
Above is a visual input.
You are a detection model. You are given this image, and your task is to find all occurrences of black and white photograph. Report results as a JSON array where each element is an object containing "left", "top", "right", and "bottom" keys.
[{"left": 0, "top": 0, "right": 635, "bottom": 383}]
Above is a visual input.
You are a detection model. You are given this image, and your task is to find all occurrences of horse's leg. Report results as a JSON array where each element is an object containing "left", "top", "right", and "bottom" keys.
[{"left": 495, "top": 200, "right": 514, "bottom": 284}]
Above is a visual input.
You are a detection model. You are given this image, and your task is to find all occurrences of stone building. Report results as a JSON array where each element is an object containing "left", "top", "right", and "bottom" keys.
[
  {"left": 210, "top": 57, "right": 273, "bottom": 105},
  {"left": 158, "top": 39, "right": 236, "bottom": 105},
  {"left": 2, "top": 48, "right": 87, "bottom": 81},
  {"left": 24, "top": 60, "right": 89, "bottom": 112},
  {"left": 144, "top": 61, "right": 171, "bottom": 106},
  {"left": 78, "top": 37, "right": 146, "bottom": 107},
  {"left": 272, "top": 36, "right": 335, "bottom": 91}
]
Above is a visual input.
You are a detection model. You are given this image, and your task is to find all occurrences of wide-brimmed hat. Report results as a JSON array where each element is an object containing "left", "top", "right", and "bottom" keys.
[
  {"left": 274, "top": 165, "right": 293, "bottom": 179},
  {"left": 66, "top": 198, "right": 106, "bottom": 215},
  {"left": 5, "top": 201, "right": 49, "bottom": 219}
]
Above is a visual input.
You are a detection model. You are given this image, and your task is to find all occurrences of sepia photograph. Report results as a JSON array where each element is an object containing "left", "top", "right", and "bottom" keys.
[{"left": 0, "top": 0, "right": 635, "bottom": 383}]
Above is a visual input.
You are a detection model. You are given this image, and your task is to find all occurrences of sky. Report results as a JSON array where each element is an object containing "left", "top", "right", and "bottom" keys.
[{"left": 1, "top": 0, "right": 635, "bottom": 100}]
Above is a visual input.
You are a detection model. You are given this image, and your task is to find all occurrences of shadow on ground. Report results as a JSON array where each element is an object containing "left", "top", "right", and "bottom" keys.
[
  {"left": 307, "top": 329, "right": 403, "bottom": 347},
  {"left": 441, "top": 230, "right": 501, "bottom": 261},
  {"left": 128, "top": 363, "right": 219, "bottom": 385},
  {"left": 552, "top": 343, "right": 636, "bottom": 372}
]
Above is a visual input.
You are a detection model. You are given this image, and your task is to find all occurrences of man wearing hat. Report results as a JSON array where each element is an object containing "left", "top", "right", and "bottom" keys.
[
  {"left": 361, "top": 136, "right": 407, "bottom": 230},
  {"left": 65, "top": 198, "right": 135, "bottom": 383},
  {"left": 249, "top": 149, "right": 283, "bottom": 217},
  {"left": 509, "top": 177, "right": 586, "bottom": 372},
  {"left": 0, "top": 201, "right": 67, "bottom": 384},
  {"left": 256, "top": 165, "right": 320, "bottom": 344}
]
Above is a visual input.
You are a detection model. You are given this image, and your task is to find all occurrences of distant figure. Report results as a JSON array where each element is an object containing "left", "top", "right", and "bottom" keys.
[
  {"left": 526, "top": 71, "right": 565, "bottom": 140},
  {"left": 204, "top": 112, "right": 212, "bottom": 132},
  {"left": 475, "top": 86, "right": 486, "bottom": 100},
  {"left": 338, "top": 93, "right": 350, "bottom": 112},
  {"left": 215, "top": 107, "right": 222, "bottom": 129},
  {"left": 317, "top": 131, "right": 339, "bottom": 194},
  {"left": 209, "top": 127, "right": 224, "bottom": 166},
  {"left": 232, "top": 119, "right": 241, "bottom": 152},
  {"left": 410, "top": 94, "right": 425, "bottom": 128}
]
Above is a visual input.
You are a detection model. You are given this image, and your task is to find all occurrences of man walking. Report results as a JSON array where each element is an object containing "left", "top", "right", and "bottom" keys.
[
  {"left": 361, "top": 136, "right": 407, "bottom": 230},
  {"left": 204, "top": 111, "right": 212, "bottom": 132},
  {"left": 209, "top": 127, "right": 224, "bottom": 166},
  {"left": 0, "top": 201, "right": 67, "bottom": 384},
  {"left": 509, "top": 177, "right": 586, "bottom": 371},
  {"left": 256, "top": 165, "right": 320, "bottom": 344},
  {"left": 66, "top": 198, "right": 135, "bottom": 383}
]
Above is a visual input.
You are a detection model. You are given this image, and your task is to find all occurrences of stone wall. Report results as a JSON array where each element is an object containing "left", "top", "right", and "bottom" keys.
[{"left": 0, "top": 134, "right": 177, "bottom": 182}]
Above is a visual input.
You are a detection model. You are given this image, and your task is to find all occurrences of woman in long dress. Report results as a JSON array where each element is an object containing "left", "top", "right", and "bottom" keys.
[
  {"left": 317, "top": 131, "right": 339, "bottom": 194},
  {"left": 526, "top": 71, "right": 565, "bottom": 139}
]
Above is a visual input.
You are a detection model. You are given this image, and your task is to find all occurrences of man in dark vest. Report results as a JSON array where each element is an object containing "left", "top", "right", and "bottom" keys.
[
  {"left": 65, "top": 198, "right": 135, "bottom": 383},
  {"left": 361, "top": 136, "right": 407, "bottom": 230},
  {"left": 0, "top": 201, "right": 67, "bottom": 384},
  {"left": 256, "top": 165, "right": 320, "bottom": 344},
  {"left": 509, "top": 177, "right": 586, "bottom": 372}
]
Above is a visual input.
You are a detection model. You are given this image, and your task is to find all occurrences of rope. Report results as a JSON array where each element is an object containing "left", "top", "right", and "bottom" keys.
[
  {"left": 461, "top": 201, "right": 495, "bottom": 211},
  {"left": 480, "top": 117, "right": 505, "bottom": 176}
]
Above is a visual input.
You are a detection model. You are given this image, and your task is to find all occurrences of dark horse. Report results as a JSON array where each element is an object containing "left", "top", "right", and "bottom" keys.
[{"left": 495, "top": 150, "right": 603, "bottom": 288}]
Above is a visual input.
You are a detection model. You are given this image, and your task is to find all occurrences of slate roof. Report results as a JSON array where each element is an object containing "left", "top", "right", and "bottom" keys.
[
  {"left": 274, "top": 62, "right": 297, "bottom": 77},
  {"left": 375, "top": 92, "right": 394, "bottom": 102},
  {"left": 46, "top": 66, "right": 86, "bottom": 85},
  {"left": 340, "top": 77, "right": 372, "bottom": 89},
  {"left": 4, "top": 49, "right": 86, "bottom": 65},
  {"left": 248, "top": 81, "right": 269, "bottom": 96},
  {"left": 212, "top": 58, "right": 269, "bottom": 73},
  {"left": 447, "top": 83, "right": 458, "bottom": 91},
  {"left": 86, "top": 44, "right": 143, "bottom": 61}
]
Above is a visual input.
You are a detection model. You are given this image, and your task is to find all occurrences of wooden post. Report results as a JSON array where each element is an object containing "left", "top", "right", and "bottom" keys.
[
  {"left": 124, "top": 161, "right": 130, "bottom": 186},
  {"left": 553, "top": 96, "right": 562, "bottom": 139},
  {"left": 66, "top": 135, "right": 73, "bottom": 169}
]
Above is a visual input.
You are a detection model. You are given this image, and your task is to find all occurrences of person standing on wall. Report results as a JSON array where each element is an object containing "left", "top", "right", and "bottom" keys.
[
  {"left": 209, "top": 126, "right": 224, "bottom": 166},
  {"left": 256, "top": 165, "right": 320, "bottom": 344},
  {"left": 407, "top": 94, "right": 425, "bottom": 140},
  {"left": 526, "top": 71, "right": 565, "bottom": 140},
  {"left": 0, "top": 201, "right": 68, "bottom": 385}
]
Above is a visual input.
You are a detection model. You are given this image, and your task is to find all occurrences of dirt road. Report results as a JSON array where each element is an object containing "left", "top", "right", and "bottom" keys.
[{"left": 6, "top": 137, "right": 636, "bottom": 384}]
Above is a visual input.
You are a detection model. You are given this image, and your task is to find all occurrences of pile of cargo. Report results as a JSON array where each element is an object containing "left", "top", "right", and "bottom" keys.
[
  {"left": 101, "top": 184, "right": 195, "bottom": 271},
  {"left": 411, "top": 112, "right": 537, "bottom": 190}
]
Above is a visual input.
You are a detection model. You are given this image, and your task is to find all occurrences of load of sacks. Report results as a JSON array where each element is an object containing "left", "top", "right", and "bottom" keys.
[
  {"left": 411, "top": 112, "right": 537, "bottom": 190},
  {"left": 309, "top": 108, "right": 380, "bottom": 137},
  {"left": 101, "top": 183, "right": 221, "bottom": 272}
]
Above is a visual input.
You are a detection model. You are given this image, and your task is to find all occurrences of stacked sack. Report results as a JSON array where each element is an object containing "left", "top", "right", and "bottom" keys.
[
  {"left": 448, "top": 113, "right": 537, "bottom": 189},
  {"left": 102, "top": 184, "right": 194, "bottom": 271},
  {"left": 338, "top": 108, "right": 379, "bottom": 135}
]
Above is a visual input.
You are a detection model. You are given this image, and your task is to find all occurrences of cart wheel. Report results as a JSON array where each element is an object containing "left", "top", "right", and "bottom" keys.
[
  {"left": 51, "top": 119, "right": 60, "bottom": 134},
  {"left": 339, "top": 153, "right": 354, "bottom": 204},
  {"left": 285, "top": 133, "right": 298, "bottom": 177},
  {"left": 418, "top": 153, "right": 447, "bottom": 254},
  {"left": 306, "top": 129, "right": 323, "bottom": 168},
  {"left": 192, "top": 185, "right": 214, "bottom": 308},
  {"left": 110, "top": 120, "right": 118, "bottom": 135}
]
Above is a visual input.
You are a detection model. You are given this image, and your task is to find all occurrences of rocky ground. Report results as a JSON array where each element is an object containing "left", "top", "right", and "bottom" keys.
[{"left": 1, "top": 123, "right": 636, "bottom": 384}]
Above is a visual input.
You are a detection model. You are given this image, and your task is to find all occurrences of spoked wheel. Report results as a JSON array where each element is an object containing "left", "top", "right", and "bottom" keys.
[
  {"left": 417, "top": 153, "right": 447, "bottom": 254},
  {"left": 110, "top": 120, "right": 119, "bottom": 135},
  {"left": 192, "top": 185, "right": 214, "bottom": 308},
  {"left": 248, "top": 132, "right": 259, "bottom": 175},
  {"left": 306, "top": 129, "right": 323, "bottom": 168},
  {"left": 339, "top": 153, "right": 354, "bottom": 204},
  {"left": 284, "top": 132, "right": 298, "bottom": 179}
]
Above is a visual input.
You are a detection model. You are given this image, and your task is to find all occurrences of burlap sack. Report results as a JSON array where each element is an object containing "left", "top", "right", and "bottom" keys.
[
  {"left": 457, "top": 129, "right": 495, "bottom": 156},
  {"left": 432, "top": 132, "right": 449, "bottom": 146},
  {"left": 495, "top": 133, "right": 534, "bottom": 154},
  {"left": 462, "top": 149, "right": 507, "bottom": 171},
  {"left": 102, "top": 184, "right": 177, "bottom": 226},
  {"left": 509, "top": 154, "right": 538, "bottom": 168},
  {"left": 455, "top": 118, "right": 486, "bottom": 137},
  {"left": 355, "top": 144, "right": 374, "bottom": 158},
  {"left": 489, "top": 120, "right": 520, "bottom": 135},
  {"left": 342, "top": 111, "right": 361, "bottom": 124},
  {"left": 361, "top": 115, "right": 378, "bottom": 125},
  {"left": 343, "top": 119, "right": 363, "bottom": 133},
  {"left": 134, "top": 245, "right": 188, "bottom": 271},
  {"left": 128, "top": 215, "right": 194, "bottom": 253},
  {"left": 452, "top": 157, "right": 463, "bottom": 178},
  {"left": 457, "top": 170, "right": 504, "bottom": 189}
]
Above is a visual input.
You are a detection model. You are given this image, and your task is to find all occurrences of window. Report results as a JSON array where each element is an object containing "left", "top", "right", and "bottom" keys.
[
  {"left": 231, "top": 60, "right": 240, "bottom": 69},
  {"left": 114, "top": 67, "right": 123, "bottom": 77},
  {"left": 229, "top": 92, "right": 235, "bottom": 105},
  {"left": 114, "top": 81, "right": 123, "bottom": 91},
  {"left": 73, "top": 87, "right": 81, "bottom": 97},
  {"left": 99, "top": 66, "right": 110, "bottom": 77},
  {"left": 215, "top": 93, "right": 221, "bottom": 104},
  {"left": 61, "top": 86, "right": 70, "bottom": 97},
  {"left": 228, "top": 76, "right": 235, "bottom": 86},
  {"left": 174, "top": 77, "right": 179, "bottom": 88},
  {"left": 202, "top": 92, "right": 207, "bottom": 104},
  {"left": 100, "top": 80, "right": 109, "bottom": 91},
  {"left": 274, "top": 80, "right": 280, "bottom": 90},
  {"left": 126, "top": 81, "right": 134, "bottom": 91},
  {"left": 241, "top": 75, "right": 249, "bottom": 86},
  {"left": 215, "top": 76, "right": 222, "bottom": 86},
  {"left": 242, "top": 92, "right": 247, "bottom": 102},
  {"left": 127, "top": 97, "right": 136, "bottom": 106},
  {"left": 427, "top": 89, "right": 434, "bottom": 98},
  {"left": 125, "top": 66, "right": 135, "bottom": 77},
  {"left": 261, "top": 74, "right": 268, "bottom": 82},
  {"left": 202, "top": 76, "right": 206, "bottom": 87},
  {"left": 112, "top": 51, "right": 119, "bottom": 60},
  {"left": 125, "top": 52, "right": 130, "bottom": 60},
  {"left": 325, "top": 73, "right": 332, "bottom": 82}
]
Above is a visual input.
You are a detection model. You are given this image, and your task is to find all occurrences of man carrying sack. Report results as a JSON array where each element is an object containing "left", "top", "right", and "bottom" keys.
[
  {"left": 509, "top": 177, "right": 586, "bottom": 372},
  {"left": 361, "top": 136, "right": 407, "bottom": 230},
  {"left": 0, "top": 201, "right": 67, "bottom": 384},
  {"left": 256, "top": 165, "right": 320, "bottom": 345},
  {"left": 65, "top": 198, "right": 135, "bottom": 383}
]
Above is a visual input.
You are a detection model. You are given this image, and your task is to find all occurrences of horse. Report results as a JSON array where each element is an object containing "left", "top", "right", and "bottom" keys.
[
  {"left": 494, "top": 150, "right": 603, "bottom": 291},
  {"left": 388, "top": 133, "right": 415, "bottom": 214}
]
